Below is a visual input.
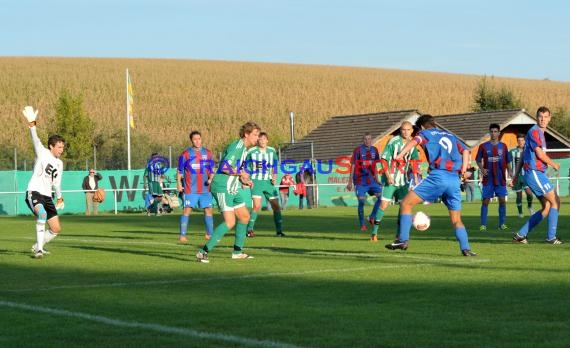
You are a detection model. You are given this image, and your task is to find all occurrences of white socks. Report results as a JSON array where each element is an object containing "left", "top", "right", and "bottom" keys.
[
  {"left": 36, "top": 223, "right": 45, "bottom": 251},
  {"left": 44, "top": 229, "right": 58, "bottom": 244}
]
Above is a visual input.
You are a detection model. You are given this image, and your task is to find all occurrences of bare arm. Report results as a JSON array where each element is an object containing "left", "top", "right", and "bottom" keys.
[
  {"left": 395, "top": 138, "right": 418, "bottom": 160},
  {"left": 346, "top": 163, "right": 355, "bottom": 190},
  {"left": 176, "top": 173, "right": 183, "bottom": 192},
  {"left": 461, "top": 150, "right": 470, "bottom": 176},
  {"left": 29, "top": 126, "right": 46, "bottom": 157},
  {"left": 506, "top": 163, "right": 513, "bottom": 180},
  {"left": 535, "top": 147, "right": 560, "bottom": 171},
  {"left": 512, "top": 156, "right": 523, "bottom": 179},
  {"left": 476, "top": 160, "right": 487, "bottom": 177}
]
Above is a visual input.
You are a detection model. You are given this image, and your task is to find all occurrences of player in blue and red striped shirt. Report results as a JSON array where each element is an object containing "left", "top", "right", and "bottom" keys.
[
  {"left": 385, "top": 114, "right": 476, "bottom": 256},
  {"left": 346, "top": 133, "right": 382, "bottom": 231},
  {"left": 512, "top": 106, "right": 563, "bottom": 245},
  {"left": 176, "top": 131, "right": 214, "bottom": 243},
  {"left": 476, "top": 124, "right": 513, "bottom": 231}
]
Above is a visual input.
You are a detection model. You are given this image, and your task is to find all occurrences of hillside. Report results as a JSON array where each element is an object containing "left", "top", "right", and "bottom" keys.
[{"left": 1, "top": 57, "right": 569, "bottom": 169}]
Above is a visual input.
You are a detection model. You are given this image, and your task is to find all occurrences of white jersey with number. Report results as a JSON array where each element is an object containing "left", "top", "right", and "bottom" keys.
[{"left": 26, "top": 127, "right": 63, "bottom": 198}]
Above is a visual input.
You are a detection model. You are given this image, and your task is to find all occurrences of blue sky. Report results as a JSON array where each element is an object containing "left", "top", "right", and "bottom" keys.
[{"left": 2, "top": 0, "right": 569, "bottom": 81}]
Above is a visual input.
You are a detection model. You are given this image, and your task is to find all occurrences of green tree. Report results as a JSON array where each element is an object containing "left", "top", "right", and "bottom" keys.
[
  {"left": 550, "top": 106, "right": 570, "bottom": 138},
  {"left": 472, "top": 77, "right": 524, "bottom": 112},
  {"left": 52, "top": 90, "right": 94, "bottom": 170}
]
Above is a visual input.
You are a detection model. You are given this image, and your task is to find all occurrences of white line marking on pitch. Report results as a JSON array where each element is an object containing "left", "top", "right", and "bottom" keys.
[{"left": 0, "top": 300, "right": 302, "bottom": 348}]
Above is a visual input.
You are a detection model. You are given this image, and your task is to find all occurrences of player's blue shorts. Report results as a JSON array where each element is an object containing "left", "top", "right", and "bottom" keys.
[
  {"left": 355, "top": 182, "right": 382, "bottom": 198},
  {"left": 524, "top": 170, "right": 554, "bottom": 198},
  {"left": 481, "top": 184, "right": 508, "bottom": 199},
  {"left": 413, "top": 170, "right": 462, "bottom": 211},
  {"left": 183, "top": 193, "right": 213, "bottom": 209}
]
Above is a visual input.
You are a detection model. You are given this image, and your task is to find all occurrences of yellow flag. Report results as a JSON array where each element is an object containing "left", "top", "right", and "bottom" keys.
[{"left": 127, "top": 72, "right": 135, "bottom": 129}]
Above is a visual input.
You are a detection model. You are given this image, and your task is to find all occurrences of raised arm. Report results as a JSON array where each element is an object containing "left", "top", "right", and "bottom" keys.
[{"left": 29, "top": 126, "right": 47, "bottom": 156}]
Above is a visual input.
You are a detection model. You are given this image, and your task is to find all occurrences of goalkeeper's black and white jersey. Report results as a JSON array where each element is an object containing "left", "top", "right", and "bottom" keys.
[{"left": 26, "top": 126, "right": 63, "bottom": 198}]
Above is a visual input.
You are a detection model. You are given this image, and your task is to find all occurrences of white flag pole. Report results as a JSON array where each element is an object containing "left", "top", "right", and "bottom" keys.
[{"left": 126, "top": 68, "right": 132, "bottom": 171}]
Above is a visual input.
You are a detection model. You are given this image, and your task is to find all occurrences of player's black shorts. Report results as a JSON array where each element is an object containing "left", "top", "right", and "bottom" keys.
[{"left": 25, "top": 191, "right": 58, "bottom": 220}]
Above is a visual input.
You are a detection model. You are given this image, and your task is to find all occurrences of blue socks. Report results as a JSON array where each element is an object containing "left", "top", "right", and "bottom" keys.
[
  {"left": 547, "top": 208, "right": 559, "bottom": 240},
  {"left": 357, "top": 200, "right": 365, "bottom": 226},
  {"left": 370, "top": 198, "right": 381, "bottom": 221},
  {"left": 480, "top": 205, "right": 488, "bottom": 226},
  {"left": 204, "top": 215, "right": 214, "bottom": 237},
  {"left": 398, "top": 214, "right": 413, "bottom": 242},
  {"left": 455, "top": 226, "right": 470, "bottom": 251},
  {"left": 518, "top": 211, "right": 544, "bottom": 237},
  {"left": 181, "top": 214, "right": 214, "bottom": 237},
  {"left": 498, "top": 205, "right": 506, "bottom": 226},
  {"left": 179, "top": 215, "right": 189, "bottom": 236}
]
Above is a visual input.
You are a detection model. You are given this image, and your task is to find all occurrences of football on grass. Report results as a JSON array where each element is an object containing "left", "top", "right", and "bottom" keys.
[{"left": 412, "top": 211, "right": 431, "bottom": 231}]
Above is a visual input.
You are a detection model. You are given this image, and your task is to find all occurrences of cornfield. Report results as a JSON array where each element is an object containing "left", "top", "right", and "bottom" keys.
[{"left": 1, "top": 57, "right": 569, "bottom": 169}]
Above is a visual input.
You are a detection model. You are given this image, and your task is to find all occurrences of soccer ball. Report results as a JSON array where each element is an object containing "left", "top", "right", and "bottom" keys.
[{"left": 412, "top": 211, "right": 430, "bottom": 231}]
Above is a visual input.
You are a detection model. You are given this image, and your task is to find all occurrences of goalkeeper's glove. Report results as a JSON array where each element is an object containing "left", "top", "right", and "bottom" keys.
[
  {"left": 22, "top": 106, "right": 39, "bottom": 123},
  {"left": 55, "top": 198, "right": 65, "bottom": 210}
]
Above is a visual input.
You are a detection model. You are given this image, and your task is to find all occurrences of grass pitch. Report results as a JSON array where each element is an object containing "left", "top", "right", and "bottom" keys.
[{"left": 1, "top": 202, "right": 568, "bottom": 347}]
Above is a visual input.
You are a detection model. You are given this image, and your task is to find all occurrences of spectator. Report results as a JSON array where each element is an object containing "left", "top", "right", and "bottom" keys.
[
  {"left": 463, "top": 165, "right": 477, "bottom": 203},
  {"left": 304, "top": 169, "right": 315, "bottom": 209},
  {"left": 279, "top": 173, "right": 295, "bottom": 210},
  {"left": 82, "top": 168, "right": 103, "bottom": 215}
]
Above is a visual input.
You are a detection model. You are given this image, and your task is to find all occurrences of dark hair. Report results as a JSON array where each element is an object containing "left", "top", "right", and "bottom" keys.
[
  {"left": 517, "top": 133, "right": 525, "bottom": 139},
  {"left": 151, "top": 152, "right": 158, "bottom": 157},
  {"left": 239, "top": 121, "right": 261, "bottom": 138},
  {"left": 259, "top": 132, "right": 268, "bottom": 139},
  {"left": 536, "top": 106, "right": 550, "bottom": 117},
  {"left": 189, "top": 130, "right": 201, "bottom": 139},
  {"left": 48, "top": 135, "right": 65, "bottom": 148},
  {"left": 415, "top": 114, "right": 436, "bottom": 129},
  {"left": 489, "top": 123, "right": 500, "bottom": 131}
]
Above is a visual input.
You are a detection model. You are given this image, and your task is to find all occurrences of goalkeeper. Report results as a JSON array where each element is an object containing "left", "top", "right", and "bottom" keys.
[{"left": 22, "top": 106, "right": 66, "bottom": 258}]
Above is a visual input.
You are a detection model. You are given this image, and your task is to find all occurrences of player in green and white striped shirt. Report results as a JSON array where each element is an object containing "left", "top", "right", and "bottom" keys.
[
  {"left": 245, "top": 132, "right": 284, "bottom": 237},
  {"left": 508, "top": 133, "right": 534, "bottom": 218},
  {"left": 371, "top": 121, "right": 419, "bottom": 241}
]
